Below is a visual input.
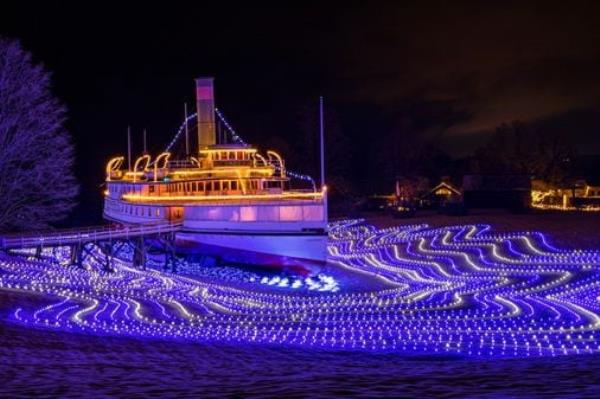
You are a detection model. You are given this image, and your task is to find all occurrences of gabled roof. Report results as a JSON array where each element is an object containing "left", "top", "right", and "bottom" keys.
[{"left": 427, "top": 181, "right": 461, "bottom": 196}]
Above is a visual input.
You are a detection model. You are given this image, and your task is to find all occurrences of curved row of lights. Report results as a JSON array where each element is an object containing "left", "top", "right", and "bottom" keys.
[{"left": 3, "top": 220, "right": 600, "bottom": 358}]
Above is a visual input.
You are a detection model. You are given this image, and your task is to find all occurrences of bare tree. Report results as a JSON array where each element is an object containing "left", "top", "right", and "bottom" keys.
[
  {"left": 0, "top": 38, "right": 78, "bottom": 231},
  {"left": 474, "top": 121, "right": 573, "bottom": 184}
]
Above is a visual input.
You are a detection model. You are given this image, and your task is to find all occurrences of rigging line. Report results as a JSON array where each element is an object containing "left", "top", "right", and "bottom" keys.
[{"left": 161, "top": 109, "right": 316, "bottom": 187}]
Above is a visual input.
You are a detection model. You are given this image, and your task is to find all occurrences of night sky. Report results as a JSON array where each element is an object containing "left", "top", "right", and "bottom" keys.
[{"left": 3, "top": 1, "right": 600, "bottom": 223}]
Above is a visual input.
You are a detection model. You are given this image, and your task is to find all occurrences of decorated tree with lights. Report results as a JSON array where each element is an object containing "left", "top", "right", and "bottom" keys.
[{"left": 0, "top": 38, "right": 78, "bottom": 231}]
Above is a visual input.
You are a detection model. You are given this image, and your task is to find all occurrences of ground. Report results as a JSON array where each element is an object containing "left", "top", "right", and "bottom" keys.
[{"left": 2, "top": 210, "right": 600, "bottom": 398}]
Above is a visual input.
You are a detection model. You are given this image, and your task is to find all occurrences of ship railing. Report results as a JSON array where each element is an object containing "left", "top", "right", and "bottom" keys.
[
  {"left": 167, "top": 160, "right": 198, "bottom": 169},
  {"left": 145, "top": 197, "right": 325, "bottom": 207},
  {"left": 212, "top": 160, "right": 254, "bottom": 167}
]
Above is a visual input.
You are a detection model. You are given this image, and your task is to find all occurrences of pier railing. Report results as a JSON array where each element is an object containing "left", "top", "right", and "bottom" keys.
[{"left": 0, "top": 222, "right": 182, "bottom": 249}]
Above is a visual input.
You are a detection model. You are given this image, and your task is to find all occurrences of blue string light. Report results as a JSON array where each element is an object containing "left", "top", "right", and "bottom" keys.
[
  {"left": 164, "top": 112, "right": 198, "bottom": 153},
  {"left": 5, "top": 219, "right": 600, "bottom": 358}
]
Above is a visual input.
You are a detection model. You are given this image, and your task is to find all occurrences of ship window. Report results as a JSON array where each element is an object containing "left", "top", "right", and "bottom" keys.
[
  {"left": 240, "top": 206, "right": 257, "bottom": 221},
  {"left": 280, "top": 206, "right": 302, "bottom": 221},
  {"left": 214, "top": 181, "right": 221, "bottom": 191},
  {"left": 265, "top": 181, "right": 280, "bottom": 189},
  {"left": 149, "top": 185, "right": 155, "bottom": 193},
  {"left": 231, "top": 181, "right": 238, "bottom": 190},
  {"left": 206, "top": 182, "right": 212, "bottom": 191},
  {"left": 223, "top": 181, "right": 230, "bottom": 191},
  {"left": 303, "top": 205, "right": 324, "bottom": 221}
]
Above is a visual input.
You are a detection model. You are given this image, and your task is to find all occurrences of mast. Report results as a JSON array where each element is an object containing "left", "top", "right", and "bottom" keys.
[
  {"left": 127, "top": 126, "right": 132, "bottom": 171},
  {"left": 143, "top": 128, "right": 147, "bottom": 154},
  {"left": 319, "top": 96, "right": 325, "bottom": 189},
  {"left": 319, "top": 96, "right": 328, "bottom": 222},
  {"left": 184, "top": 103, "right": 190, "bottom": 157}
]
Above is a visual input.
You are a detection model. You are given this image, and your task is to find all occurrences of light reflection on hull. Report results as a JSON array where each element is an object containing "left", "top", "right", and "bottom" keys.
[{"left": 175, "top": 232, "right": 328, "bottom": 276}]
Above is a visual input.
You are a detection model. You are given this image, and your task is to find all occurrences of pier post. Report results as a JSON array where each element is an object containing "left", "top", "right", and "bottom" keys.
[
  {"left": 132, "top": 236, "right": 147, "bottom": 270},
  {"left": 101, "top": 241, "right": 113, "bottom": 272},
  {"left": 70, "top": 243, "right": 83, "bottom": 268}
]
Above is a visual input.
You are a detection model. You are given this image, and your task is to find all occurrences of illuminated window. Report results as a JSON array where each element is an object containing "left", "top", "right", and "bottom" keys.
[
  {"left": 240, "top": 206, "right": 257, "bottom": 221},
  {"left": 280, "top": 206, "right": 302, "bottom": 221}
]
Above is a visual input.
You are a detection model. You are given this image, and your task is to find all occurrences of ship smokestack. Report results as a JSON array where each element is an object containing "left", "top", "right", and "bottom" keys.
[{"left": 195, "top": 77, "right": 216, "bottom": 148}]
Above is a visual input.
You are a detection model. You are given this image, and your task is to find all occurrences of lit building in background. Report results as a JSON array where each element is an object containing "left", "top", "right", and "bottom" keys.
[{"left": 531, "top": 178, "right": 600, "bottom": 211}]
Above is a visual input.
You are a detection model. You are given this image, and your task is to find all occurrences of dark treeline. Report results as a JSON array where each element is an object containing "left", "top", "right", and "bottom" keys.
[{"left": 277, "top": 100, "right": 580, "bottom": 206}]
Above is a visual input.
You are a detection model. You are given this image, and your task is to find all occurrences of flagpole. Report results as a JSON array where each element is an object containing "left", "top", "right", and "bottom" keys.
[
  {"left": 319, "top": 96, "right": 328, "bottom": 221},
  {"left": 184, "top": 103, "right": 190, "bottom": 157},
  {"left": 127, "top": 126, "right": 132, "bottom": 171}
]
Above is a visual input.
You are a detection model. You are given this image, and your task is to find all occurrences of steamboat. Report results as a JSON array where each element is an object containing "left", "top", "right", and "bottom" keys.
[{"left": 103, "top": 78, "right": 328, "bottom": 274}]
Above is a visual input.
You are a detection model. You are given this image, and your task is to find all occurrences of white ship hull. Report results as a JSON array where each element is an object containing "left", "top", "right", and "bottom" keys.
[{"left": 104, "top": 199, "right": 328, "bottom": 275}]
